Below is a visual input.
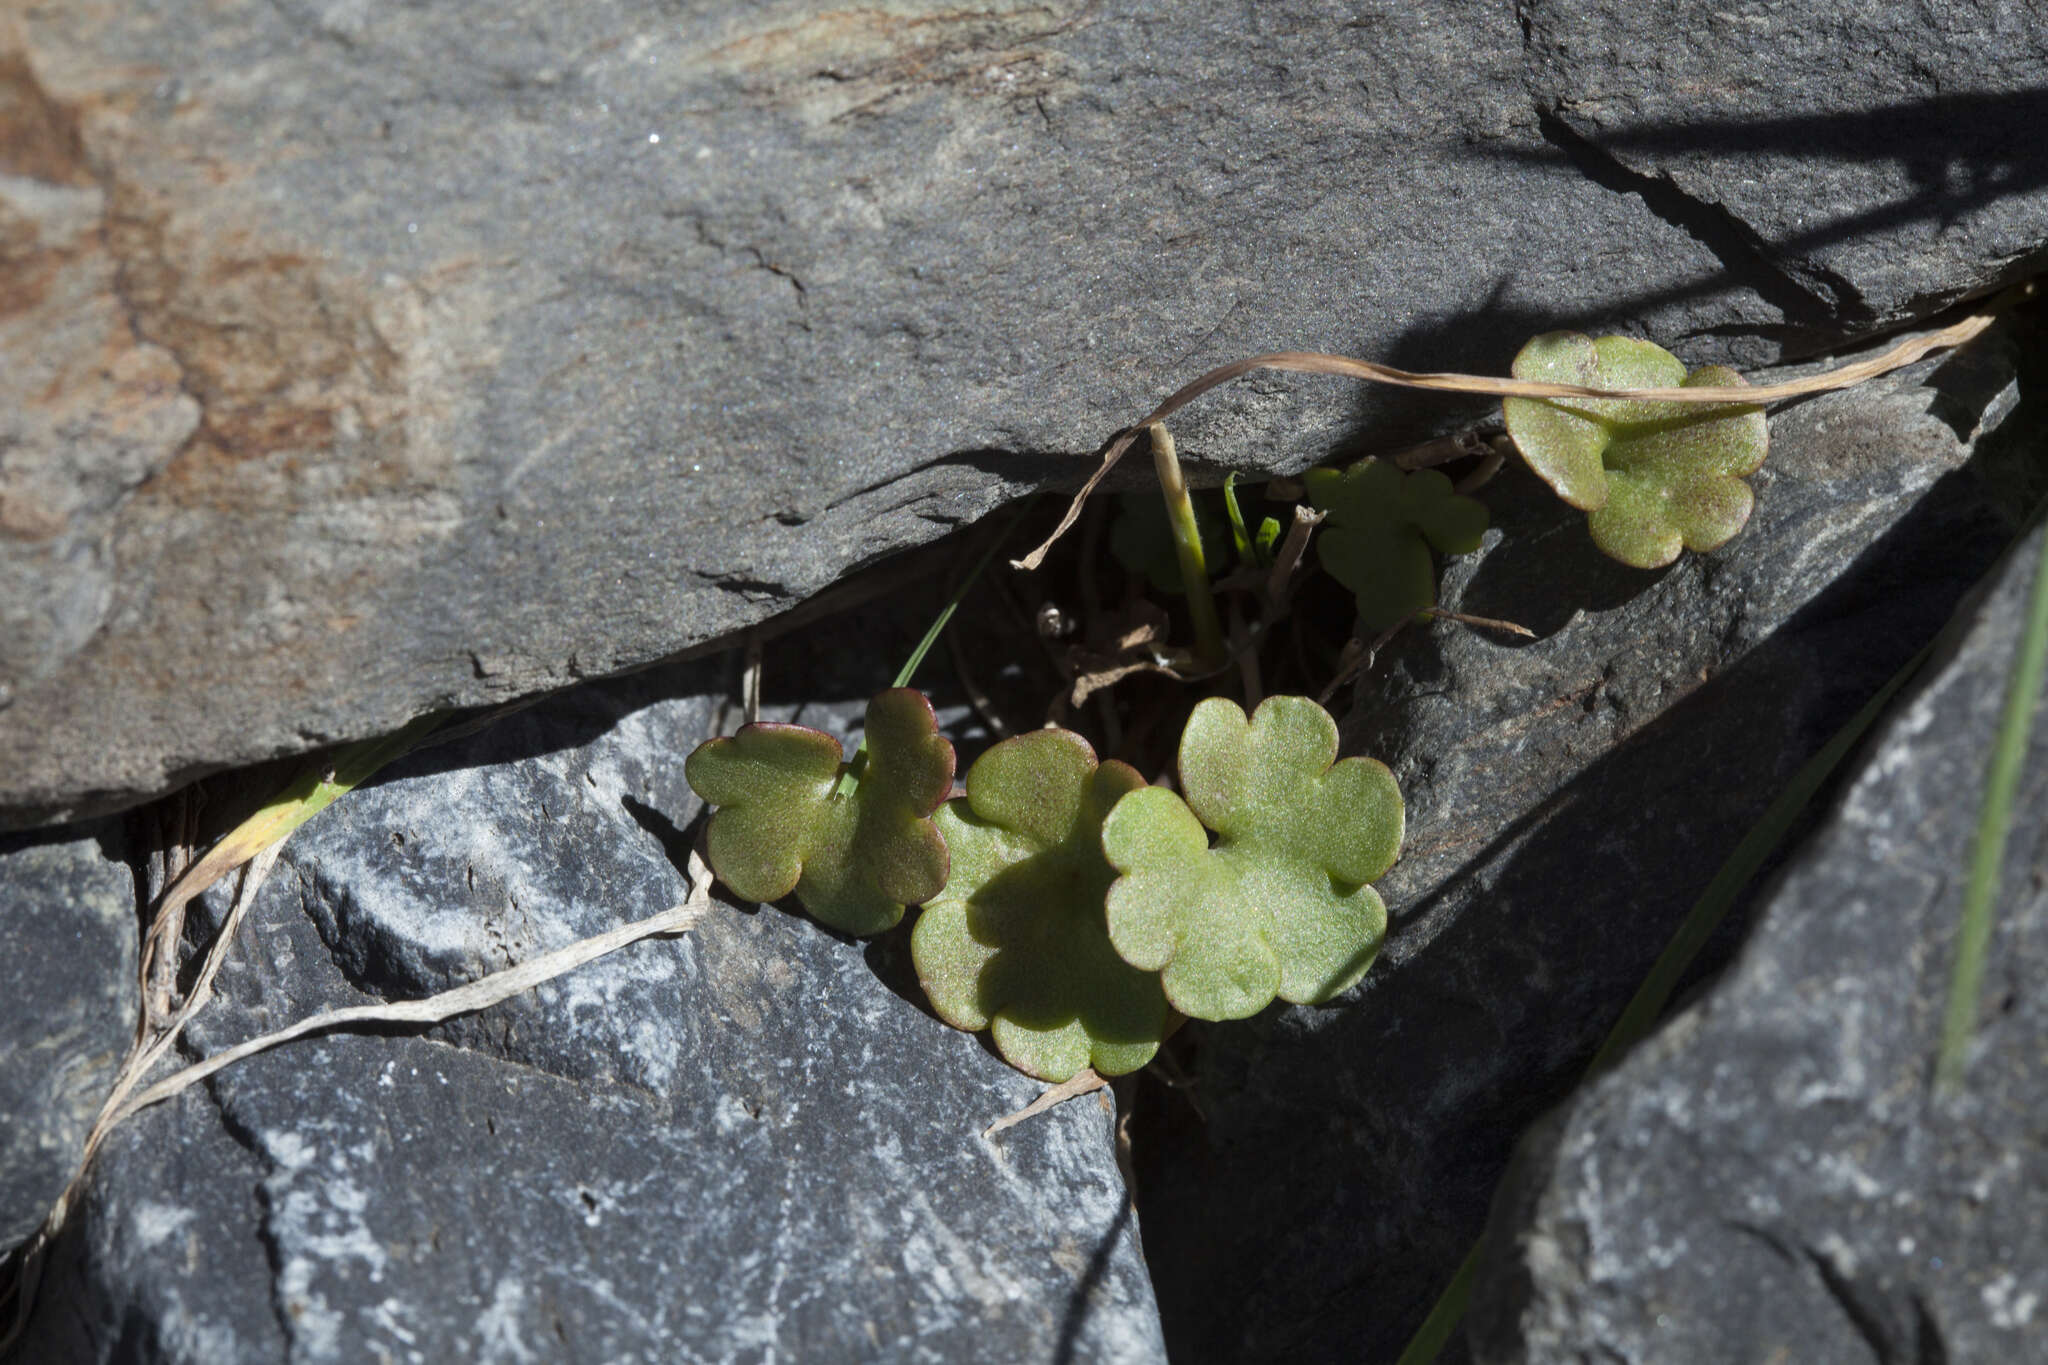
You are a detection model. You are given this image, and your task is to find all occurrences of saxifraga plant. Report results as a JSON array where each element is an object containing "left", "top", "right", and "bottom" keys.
[
  {"left": 678, "top": 300, "right": 2020, "bottom": 1363},
  {"left": 679, "top": 319, "right": 2036, "bottom": 1081},
  {"left": 7, "top": 294, "right": 2017, "bottom": 1361}
]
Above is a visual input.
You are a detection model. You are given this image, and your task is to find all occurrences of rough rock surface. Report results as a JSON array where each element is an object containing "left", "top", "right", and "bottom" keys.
[
  {"left": 1128, "top": 320, "right": 2044, "bottom": 1360},
  {"left": 1467, "top": 515, "right": 2048, "bottom": 1364},
  {"left": 5, "top": 0, "right": 2046, "bottom": 826},
  {"left": 0, "top": 819, "right": 133, "bottom": 1248},
  {"left": 13, "top": 641, "right": 1164, "bottom": 1363}
]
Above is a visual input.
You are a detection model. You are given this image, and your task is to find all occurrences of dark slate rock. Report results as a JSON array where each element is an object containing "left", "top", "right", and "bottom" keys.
[
  {"left": 16, "top": 654, "right": 1163, "bottom": 1363},
  {"left": 1521, "top": 0, "right": 2048, "bottom": 343},
  {"left": 1468, "top": 515, "right": 2048, "bottom": 1364},
  {"left": 0, "top": 819, "right": 134, "bottom": 1248},
  {"left": 7, "top": 0, "right": 2046, "bottom": 827},
  {"left": 1128, "top": 318, "right": 2044, "bottom": 1361}
]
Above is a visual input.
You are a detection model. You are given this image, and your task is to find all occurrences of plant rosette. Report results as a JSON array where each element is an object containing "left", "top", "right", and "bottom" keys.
[
  {"left": 911, "top": 729, "right": 1172, "bottom": 1082},
  {"left": 1101, "top": 695, "right": 1405, "bottom": 1021},
  {"left": 1504, "top": 331, "right": 1768, "bottom": 569},
  {"left": 683, "top": 688, "right": 953, "bottom": 935},
  {"left": 1305, "top": 459, "right": 1489, "bottom": 631}
]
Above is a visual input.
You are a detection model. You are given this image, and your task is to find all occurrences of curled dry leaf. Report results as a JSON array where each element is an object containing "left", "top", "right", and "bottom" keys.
[
  {"left": 1504, "top": 332, "right": 1768, "bottom": 569},
  {"left": 1305, "top": 460, "right": 1489, "bottom": 631},
  {"left": 1065, "top": 600, "right": 1183, "bottom": 706},
  {"left": 685, "top": 688, "right": 953, "bottom": 935},
  {"left": 1102, "top": 695, "right": 1404, "bottom": 1020},
  {"left": 912, "top": 729, "right": 1170, "bottom": 1082}
]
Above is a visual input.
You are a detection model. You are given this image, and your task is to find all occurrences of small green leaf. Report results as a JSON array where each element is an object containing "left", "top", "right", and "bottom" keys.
[
  {"left": 685, "top": 688, "right": 954, "bottom": 935},
  {"left": 1504, "top": 332, "right": 1768, "bottom": 569},
  {"left": 1306, "top": 460, "right": 1489, "bottom": 631},
  {"left": 1255, "top": 516, "right": 1282, "bottom": 560},
  {"left": 1222, "top": 472, "right": 1269, "bottom": 568},
  {"left": 1102, "top": 696, "right": 1404, "bottom": 1020},
  {"left": 911, "top": 729, "right": 1170, "bottom": 1081},
  {"left": 1109, "top": 490, "right": 1228, "bottom": 594}
]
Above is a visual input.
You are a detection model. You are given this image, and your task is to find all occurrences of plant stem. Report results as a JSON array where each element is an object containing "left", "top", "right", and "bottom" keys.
[
  {"left": 1937, "top": 523, "right": 2048, "bottom": 1090},
  {"left": 1149, "top": 422, "right": 1225, "bottom": 669}
]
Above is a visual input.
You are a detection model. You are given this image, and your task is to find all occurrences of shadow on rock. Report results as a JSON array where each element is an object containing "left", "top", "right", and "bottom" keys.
[{"left": 1129, "top": 433, "right": 2023, "bottom": 1363}]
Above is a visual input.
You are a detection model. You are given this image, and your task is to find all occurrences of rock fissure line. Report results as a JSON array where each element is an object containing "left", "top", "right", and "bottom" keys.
[{"left": 1530, "top": 107, "right": 1850, "bottom": 331}]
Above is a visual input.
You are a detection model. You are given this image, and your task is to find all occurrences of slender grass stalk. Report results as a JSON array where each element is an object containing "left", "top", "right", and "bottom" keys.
[
  {"left": 830, "top": 496, "right": 1037, "bottom": 796},
  {"left": 892, "top": 499, "right": 1036, "bottom": 690},
  {"left": 1937, "top": 524, "right": 2048, "bottom": 1090},
  {"left": 1148, "top": 422, "right": 1226, "bottom": 668},
  {"left": 1395, "top": 641, "right": 1933, "bottom": 1363},
  {"left": 1586, "top": 643, "right": 1930, "bottom": 1076},
  {"left": 1393, "top": 1242, "right": 1481, "bottom": 1365}
]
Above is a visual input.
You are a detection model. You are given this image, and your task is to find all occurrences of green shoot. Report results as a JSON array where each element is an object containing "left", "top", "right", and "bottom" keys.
[
  {"left": 1149, "top": 423, "right": 1226, "bottom": 668},
  {"left": 1937, "top": 525, "right": 2048, "bottom": 1090}
]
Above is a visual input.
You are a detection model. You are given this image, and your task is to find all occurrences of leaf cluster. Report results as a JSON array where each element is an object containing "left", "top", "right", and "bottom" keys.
[
  {"left": 687, "top": 692, "right": 1404, "bottom": 1080},
  {"left": 685, "top": 327, "right": 1787, "bottom": 1085}
]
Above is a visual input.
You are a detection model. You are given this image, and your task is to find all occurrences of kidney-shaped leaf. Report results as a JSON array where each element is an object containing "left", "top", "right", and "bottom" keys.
[
  {"left": 1504, "top": 332, "right": 1768, "bottom": 569},
  {"left": 685, "top": 688, "right": 953, "bottom": 936},
  {"left": 911, "top": 729, "right": 1170, "bottom": 1081},
  {"left": 1306, "top": 460, "right": 1489, "bottom": 631},
  {"left": 1102, "top": 696, "right": 1404, "bottom": 1020}
]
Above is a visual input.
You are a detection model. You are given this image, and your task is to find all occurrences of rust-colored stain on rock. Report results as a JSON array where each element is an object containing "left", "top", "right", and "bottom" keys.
[
  {"left": 0, "top": 51, "right": 93, "bottom": 186},
  {"left": 0, "top": 201, "right": 86, "bottom": 317}
]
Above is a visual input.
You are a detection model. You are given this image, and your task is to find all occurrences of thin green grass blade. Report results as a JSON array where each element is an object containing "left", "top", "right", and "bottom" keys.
[
  {"left": 829, "top": 496, "right": 1040, "bottom": 800},
  {"left": 890, "top": 497, "right": 1040, "bottom": 692},
  {"left": 1149, "top": 425, "right": 1225, "bottom": 668},
  {"left": 1585, "top": 642, "right": 1930, "bottom": 1076},
  {"left": 1937, "top": 524, "right": 2048, "bottom": 1090},
  {"left": 1395, "top": 641, "right": 1932, "bottom": 1363},
  {"left": 823, "top": 501, "right": 1032, "bottom": 802},
  {"left": 1394, "top": 1242, "right": 1480, "bottom": 1365}
]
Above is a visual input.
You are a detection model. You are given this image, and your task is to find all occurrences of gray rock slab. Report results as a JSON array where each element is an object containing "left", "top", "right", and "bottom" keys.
[
  {"left": 1522, "top": 0, "right": 2048, "bottom": 338},
  {"left": 1467, "top": 514, "right": 2048, "bottom": 1364},
  {"left": 5, "top": 0, "right": 2046, "bottom": 827},
  {"left": 16, "top": 656, "right": 1163, "bottom": 1363},
  {"left": 1126, "top": 319, "right": 2043, "bottom": 1360},
  {"left": 0, "top": 818, "right": 134, "bottom": 1249}
]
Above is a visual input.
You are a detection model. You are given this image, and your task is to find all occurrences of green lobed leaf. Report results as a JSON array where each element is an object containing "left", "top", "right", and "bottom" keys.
[
  {"left": 1504, "top": 332, "right": 1768, "bottom": 569},
  {"left": 910, "top": 729, "right": 1170, "bottom": 1081},
  {"left": 1306, "top": 460, "right": 1489, "bottom": 632},
  {"left": 684, "top": 688, "right": 954, "bottom": 935},
  {"left": 1101, "top": 696, "right": 1404, "bottom": 1020}
]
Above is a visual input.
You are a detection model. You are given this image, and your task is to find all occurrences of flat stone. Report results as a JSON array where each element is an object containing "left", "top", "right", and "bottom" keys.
[
  {"left": 1468, "top": 514, "right": 2048, "bottom": 1363},
  {"left": 0, "top": 818, "right": 134, "bottom": 1247},
  {"left": 16, "top": 652, "right": 1164, "bottom": 1362},
  {"left": 5, "top": 1, "right": 2045, "bottom": 827},
  {"left": 1127, "top": 319, "right": 2044, "bottom": 1360}
]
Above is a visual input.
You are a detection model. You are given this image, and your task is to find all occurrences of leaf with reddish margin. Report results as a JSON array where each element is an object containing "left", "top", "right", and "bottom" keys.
[{"left": 685, "top": 688, "right": 953, "bottom": 936}]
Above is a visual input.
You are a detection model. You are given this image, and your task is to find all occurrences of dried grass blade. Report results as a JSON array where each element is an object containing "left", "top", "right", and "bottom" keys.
[
  {"left": 1013, "top": 295, "right": 2014, "bottom": 572},
  {"left": 983, "top": 1069, "right": 1109, "bottom": 1138},
  {"left": 140, "top": 714, "right": 446, "bottom": 987},
  {"left": 118, "top": 897, "right": 707, "bottom": 1124}
]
